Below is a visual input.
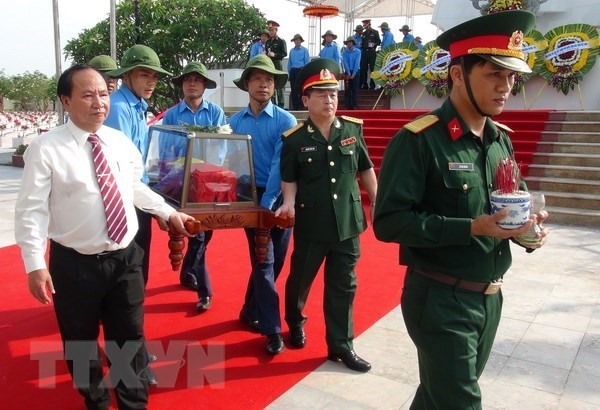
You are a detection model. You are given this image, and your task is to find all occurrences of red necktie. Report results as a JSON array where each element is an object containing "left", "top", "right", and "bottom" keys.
[{"left": 88, "top": 134, "right": 128, "bottom": 244}]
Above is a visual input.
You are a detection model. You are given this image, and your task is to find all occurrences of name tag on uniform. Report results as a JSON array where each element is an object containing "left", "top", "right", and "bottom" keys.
[
  {"left": 341, "top": 137, "right": 356, "bottom": 146},
  {"left": 448, "top": 162, "right": 474, "bottom": 171},
  {"left": 301, "top": 146, "right": 317, "bottom": 152}
]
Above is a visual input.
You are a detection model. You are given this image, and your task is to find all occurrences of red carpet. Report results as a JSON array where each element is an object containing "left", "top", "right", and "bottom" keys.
[
  {"left": 339, "top": 109, "right": 552, "bottom": 178},
  {"left": 1, "top": 220, "right": 403, "bottom": 409}
]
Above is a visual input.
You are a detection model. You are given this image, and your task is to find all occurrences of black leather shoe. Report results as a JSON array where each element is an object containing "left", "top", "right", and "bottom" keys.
[
  {"left": 266, "top": 333, "right": 285, "bottom": 355},
  {"left": 289, "top": 325, "right": 306, "bottom": 348},
  {"left": 196, "top": 296, "right": 212, "bottom": 311},
  {"left": 239, "top": 310, "right": 260, "bottom": 333},
  {"left": 180, "top": 274, "right": 198, "bottom": 291},
  {"left": 141, "top": 365, "right": 158, "bottom": 385},
  {"left": 327, "top": 350, "right": 371, "bottom": 372}
]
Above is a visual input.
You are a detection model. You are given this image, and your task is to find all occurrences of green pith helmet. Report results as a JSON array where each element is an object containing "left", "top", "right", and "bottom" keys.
[
  {"left": 380, "top": 22, "right": 390, "bottom": 30},
  {"left": 321, "top": 30, "right": 337, "bottom": 40},
  {"left": 354, "top": 25, "right": 364, "bottom": 32},
  {"left": 171, "top": 62, "right": 217, "bottom": 89},
  {"left": 88, "top": 55, "right": 117, "bottom": 72},
  {"left": 295, "top": 58, "right": 340, "bottom": 95},
  {"left": 234, "top": 54, "right": 288, "bottom": 91},
  {"left": 106, "top": 44, "right": 172, "bottom": 78},
  {"left": 436, "top": 10, "right": 535, "bottom": 73},
  {"left": 344, "top": 36, "right": 356, "bottom": 45},
  {"left": 290, "top": 34, "right": 304, "bottom": 42}
]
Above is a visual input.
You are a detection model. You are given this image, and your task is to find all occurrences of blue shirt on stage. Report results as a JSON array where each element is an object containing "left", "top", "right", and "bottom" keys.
[
  {"left": 381, "top": 31, "right": 395, "bottom": 48},
  {"left": 105, "top": 85, "right": 149, "bottom": 183},
  {"left": 403, "top": 33, "right": 415, "bottom": 43},
  {"left": 228, "top": 102, "right": 296, "bottom": 210},
  {"left": 342, "top": 47, "right": 362, "bottom": 76},
  {"left": 319, "top": 42, "right": 341, "bottom": 65},
  {"left": 352, "top": 34, "right": 363, "bottom": 49},
  {"left": 162, "top": 99, "right": 227, "bottom": 164},
  {"left": 250, "top": 42, "right": 265, "bottom": 58},
  {"left": 288, "top": 45, "right": 310, "bottom": 71}
]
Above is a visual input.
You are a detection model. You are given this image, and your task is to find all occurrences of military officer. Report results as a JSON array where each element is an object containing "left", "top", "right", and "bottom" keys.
[
  {"left": 359, "top": 19, "right": 380, "bottom": 89},
  {"left": 276, "top": 58, "right": 378, "bottom": 373},
  {"left": 373, "top": 10, "right": 549, "bottom": 408},
  {"left": 265, "top": 20, "right": 287, "bottom": 108}
]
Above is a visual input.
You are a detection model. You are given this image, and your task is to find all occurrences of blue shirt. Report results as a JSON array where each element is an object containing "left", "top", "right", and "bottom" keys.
[
  {"left": 228, "top": 102, "right": 296, "bottom": 210},
  {"left": 352, "top": 34, "right": 363, "bottom": 49},
  {"left": 403, "top": 33, "right": 415, "bottom": 43},
  {"left": 162, "top": 99, "right": 227, "bottom": 164},
  {"left": 319, "top": 42, "right": 341, "bottom": 65},
  {"left": 105, "top": 85, "right": 149, "bottom": 182},
  {"left": 342, "top": 47, "right": 361, "bottom": 76},
  {"left": 381, "top": 31, "right": 395, "bottom": 48},
  {"left": 288, "top": 45, "right": 310, "bottom": 71},
  {"left": 250, "top": 42, "right": 265, "bottom": 58}
]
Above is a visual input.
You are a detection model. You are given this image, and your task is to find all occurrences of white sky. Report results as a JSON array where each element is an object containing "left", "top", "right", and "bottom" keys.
[{"left": 0, "top": 0, "right": 440, "bottom": 77}]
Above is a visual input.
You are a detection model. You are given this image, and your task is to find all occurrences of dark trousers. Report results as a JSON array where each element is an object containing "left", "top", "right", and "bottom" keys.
[
  {"left": 134, "top": 208, "right": 152, "bottom": 285},
  {"left": 49, "top": 240, "right": 148, "bottom": 410},
  {"left": 271, "top": 60, "right": 285, "bottom": 108},
  {"left": 289, "top": 68, "right": 303, "bottom": 110},
  {"left": 401, "top": 268, "right": 502, "bottom": 410},
  {"left": 284, "top": 236, "right": 359, "bottom": 353},
  {"left": 180, "top": 230, "right": 214, "bottom": 297},
  {"left": 345, "top": 74, "right": 360, "bottom": 109},
  {"left": 241, "top": 188, "right": 291, "bottom": 335},
  {"left": 360, "top": 49, "right": 377, "bottom": 89}
]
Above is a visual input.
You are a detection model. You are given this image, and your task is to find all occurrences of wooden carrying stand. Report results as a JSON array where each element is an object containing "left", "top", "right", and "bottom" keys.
[{"left": 167, "top": 206, "right": 294, "bottom": 271}]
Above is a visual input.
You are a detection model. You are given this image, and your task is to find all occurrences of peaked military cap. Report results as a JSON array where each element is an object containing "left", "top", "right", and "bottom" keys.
[
  {"left": 436, "top": 10, "right": 535, "bottom": 73},
  {"left": 295, "top": 58, "right": 340, "bottom": 95},
  {"left": 171, "top": 62, "right": 217, "bottom": 89},
  {"left": 266, "top": 20, "right": 280, "bottom": 29}
]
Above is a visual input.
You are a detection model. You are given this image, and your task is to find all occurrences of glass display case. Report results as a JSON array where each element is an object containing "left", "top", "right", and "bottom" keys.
[{"left": 146, "top": 124, "right": 294, "bottom": 270}]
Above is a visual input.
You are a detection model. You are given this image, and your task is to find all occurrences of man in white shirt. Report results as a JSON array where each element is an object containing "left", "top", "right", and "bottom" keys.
[{"left": 14, "top": 64, "right": 193, "bottom": 409}]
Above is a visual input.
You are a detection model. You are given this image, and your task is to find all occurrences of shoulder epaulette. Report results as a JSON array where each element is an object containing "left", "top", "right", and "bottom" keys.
[
  {"left": 340, "top": 115, "right": 363, "bottom": 125},
  {"left": 493, "top": 121, "right": 514, "bottom": 133},
  {"left": 404, "top": 114, "right": 440, "bottom": 133},
  {"left": 283, "top": 122, "right": 304, "bottom": 137}
]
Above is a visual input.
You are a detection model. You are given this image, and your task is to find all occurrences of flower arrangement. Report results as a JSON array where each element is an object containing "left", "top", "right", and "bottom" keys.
[
  {"left": 371, "top": 42, "right": 420, "bottom": 97},
  {"left": 539, "top": 24, "right": 599, "bottom": 95},
  {"left": 474, "top": 0, "right": 549, "bottom": 15},
  {"left": 412, "top": 40, "right": 451, "bottom": 98},
  {"left": 512, "top": 30, "right": 547, "bottom": 96}
]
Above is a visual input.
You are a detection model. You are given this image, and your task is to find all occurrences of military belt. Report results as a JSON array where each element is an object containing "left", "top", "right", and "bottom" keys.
[{"left": 413, "top": 268, "right": 502, "bottom": 295}]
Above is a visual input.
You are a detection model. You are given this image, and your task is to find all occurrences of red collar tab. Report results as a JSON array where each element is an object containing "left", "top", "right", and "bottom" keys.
[{"left": 447, "top": 118, "right": 463, "bottom": 141}]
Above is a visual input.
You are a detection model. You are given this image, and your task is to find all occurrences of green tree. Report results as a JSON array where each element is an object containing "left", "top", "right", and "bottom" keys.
[
  {"left": 6, "top": 71, "right": 55, "bottom": 111},
  {"left": 0, "top": 70, "right": 10, "bottom": 110},
  {"left": 64, "top": 0, "right": 266, "bottom": 111}
]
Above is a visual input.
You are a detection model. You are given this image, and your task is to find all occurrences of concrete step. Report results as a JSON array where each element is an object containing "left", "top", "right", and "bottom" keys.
[
  {"left": 540, "top": 191, "right": 600, "bottom": 211},
  {"left": 536, "top": 141, "right": 600, "bottom": 155},
  {"left": 549, "top": 111, "right": 600, "bottom": 122},
  {"left": 544, "top": 205, "right": 600, "bottom": 228},
  {"left": 527, "top": 164, "right": 600, "bottom": 180},
  {"left": 532, "top": 152, "right": 600, "bottom": 167},
  {"left": 525, "top": 176, "right": 600, "bottom": 195},
  {"left": 540, "top": 131, "right": 600, "bottom": 143},
  {"left": 544, "top": 121, "right": 600, "bottom": 133}
]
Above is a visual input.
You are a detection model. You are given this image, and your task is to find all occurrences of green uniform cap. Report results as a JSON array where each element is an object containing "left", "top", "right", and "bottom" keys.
[
  {"left": 106, "top": 44, "right": 172, "bottom": 78},
  {"left": 88, "top": 55, "right": 117, "bottom": 72},
  {"left": 295, "top": 58, "right": 340, "bottom": 95},
  {"left": 171, "top": 62, "right": 217, "bottom": 89},
  {"left": 321, "top": 30, "right": 337, "bottom": 40},
  {"left": 436, "top": 10, "right": 535, "bottom": 73},
  {"left": 234, "top": 54, "right": 288, "bottom": 91}
]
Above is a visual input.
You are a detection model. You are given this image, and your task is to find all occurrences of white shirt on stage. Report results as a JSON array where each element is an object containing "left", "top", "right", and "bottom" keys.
[{"left": 15, "top": 120, "right": 175, "bottom": 273}]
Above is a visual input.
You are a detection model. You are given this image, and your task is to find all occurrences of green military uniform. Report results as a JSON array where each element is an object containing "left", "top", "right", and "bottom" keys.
[
  {"left": 360, "top": 20, "right": 381, "bottom": 89},
  {"left": 282, "top": 115, "right": 373, "bottom": 353},
  {"left": 373, "top": 10, "right": 536, "bottom": 409},
  {"left": 265, "top": 20, "right": 287, "bottom": 108}
]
